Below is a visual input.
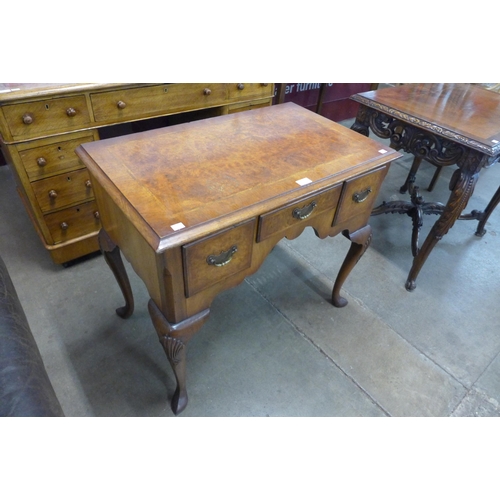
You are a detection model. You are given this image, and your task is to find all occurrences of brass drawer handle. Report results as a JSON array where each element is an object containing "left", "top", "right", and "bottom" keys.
[
  {"left": 352, "top": 187, "right": 372, "bottom": 203},
  {"left": 292, "top": 200, "right": 317, "bottom": 220},
  {"left": 94, "top": 211, "right": 100, "bottom": 219},
  {"left": 60, "top": 222, "right": 68, "bottom": 230},
  {"left": 85, "top": 179, "right": 92, "bottom": 188},
  {"left": 48, "top": 189, "right": 58, "bottom": 199},
  {"left": 37, "top": 157, "right": 47, "bottom": 167},
  {"left": 206, "top": 245, "right": 238, "bottom": 267},
  {"left": 203, "top": 88, "right": 212, "bottom": 96},
  {"left": 66, "top": 107, "right": 77, "bottom": 117},
  {"left": 237, "top": 83, "right": 245, "bottom": 90},
  {"left": 22, "top": 113, "right": 34, "bottom": 125},
  {"left": 117, "top": 100, "right": 127, "bottom": 109}
]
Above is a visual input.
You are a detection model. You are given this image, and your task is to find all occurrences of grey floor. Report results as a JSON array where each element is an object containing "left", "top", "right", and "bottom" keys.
[{"left": 1, "top": 117, "right": 500, "bottom": 417}]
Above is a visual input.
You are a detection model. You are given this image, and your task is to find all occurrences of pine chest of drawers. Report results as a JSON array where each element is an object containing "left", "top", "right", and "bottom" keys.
[{"left": 0, "top": 83, "right": 273, "bottom": 264}]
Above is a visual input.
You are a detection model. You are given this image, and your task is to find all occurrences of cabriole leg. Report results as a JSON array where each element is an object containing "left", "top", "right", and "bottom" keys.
[
  {"left": 148, "top": 300, "right": 210, "bottom": 415},
  {"left": 98, "top": 229, "right": 134, "bottom": 319},
  {"left": 332, "top": 225, "right": 372, "bottom": 307}
]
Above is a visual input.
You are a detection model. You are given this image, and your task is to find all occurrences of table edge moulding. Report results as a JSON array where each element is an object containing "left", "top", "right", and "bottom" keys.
[
  {"left": 76, "top": 102, "right": 402, "bottom": 414},
  {"left": 0, "top": 83, "right": 274, "bottom": 264}
]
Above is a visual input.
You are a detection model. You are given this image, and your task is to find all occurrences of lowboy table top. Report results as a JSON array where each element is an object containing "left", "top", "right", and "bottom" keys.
[
  {"left": 351, "top": 83, "right": 500, "bottom": 156},
  {"left": 77, "top": 102, "right": 400, "bottom": 251}
]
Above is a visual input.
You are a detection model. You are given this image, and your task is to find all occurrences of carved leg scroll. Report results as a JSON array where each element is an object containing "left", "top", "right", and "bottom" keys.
[
  {"left": 98, "top": 229, "right": 134, "bottom": 319},
  {"left": 148, "top": 299, "right": 210, "bottom": 415},
  {"left": 332, "top": 225, "right": 372, "bottom": 307}
]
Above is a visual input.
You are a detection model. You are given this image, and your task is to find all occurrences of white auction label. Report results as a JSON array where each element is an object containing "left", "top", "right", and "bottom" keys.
[
  {"left": 171, "top": 222, "right": 186, "bottom": 231},
  {"left": 296, "top": 177, "right": 312, "bottom": 186}
]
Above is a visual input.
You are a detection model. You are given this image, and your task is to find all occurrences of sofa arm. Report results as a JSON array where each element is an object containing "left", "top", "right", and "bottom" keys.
[{"left": 0, "top": 256, "right": 64, "bottom": 417}]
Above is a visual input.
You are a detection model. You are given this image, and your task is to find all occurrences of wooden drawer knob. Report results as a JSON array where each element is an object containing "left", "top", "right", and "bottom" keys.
[
  {"left": 22, "top": 113, "right": 34, "bottom": 125},
  {"left": 66, "top": 107, "right": 77, "bottom": 117},
  {"left": 48, "top": 189, "right": 58, "bottom": 199},
  {"left": 60, "top": 222, "right": 69, "bottom": 230},
  {"left": 85, "top": 180, "right": 92, "bottom": 188},
  {"left": 37, "top": 157, "right": 47, "bottom": 167},
  {"left": 203, "top": 88, "right": 212, "bottom": 96},
  {"left": 237, "top": 83, "right": 245, "bottom": 90},
  {"left": 117, "top": 100, "right": 127, "bottom": 109}
]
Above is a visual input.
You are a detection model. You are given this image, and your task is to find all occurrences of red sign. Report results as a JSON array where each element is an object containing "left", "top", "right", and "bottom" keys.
[{"left": 274, "top": 83, "right": 373, "bottom": 121}]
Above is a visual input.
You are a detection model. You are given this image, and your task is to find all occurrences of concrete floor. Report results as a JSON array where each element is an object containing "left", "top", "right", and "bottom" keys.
[{"left": 1, "top": 117, "right": 500, "bottom": 417}]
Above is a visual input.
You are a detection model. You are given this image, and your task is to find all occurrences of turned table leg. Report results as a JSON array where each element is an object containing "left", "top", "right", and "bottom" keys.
[
  {"left": 473, "top": 184, "right": 500, "bottom": 237},
  {"left": 332, "top": 225, "right": 372, "bottom": 307},
  {"left": 148, "top": 300, "right": 210, "bottom": 415},
  {"left": 399, "top": 156, "right": 422, "bottom": 194},
  {"left": 98, "top": 229, "right": 134, "bottom": 318}
]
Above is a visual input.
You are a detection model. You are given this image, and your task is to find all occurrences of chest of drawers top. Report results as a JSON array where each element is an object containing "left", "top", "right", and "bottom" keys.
[{"left": 0, "top": 83, "right": 273, "bottom": 144}]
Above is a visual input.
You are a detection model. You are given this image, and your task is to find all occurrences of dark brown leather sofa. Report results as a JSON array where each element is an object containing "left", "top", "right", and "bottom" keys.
[{"left": 0, "top": 256, "right": 64, "bottom": 416}]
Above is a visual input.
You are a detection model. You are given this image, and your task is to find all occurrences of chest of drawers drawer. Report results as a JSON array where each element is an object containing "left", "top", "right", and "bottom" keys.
[
  {"left": 334, "top": 166, "right": 388, "bottom": 224},
  {"left": 1, "top": 95, "right": 91, "bottom": 141},
  {"left": 32, "top": 168, "right": 94, "bottom": 213},
  {"left": 227, "top": 83, "right": 273, "bottom": 101},
  {"left": 44, "top": 200, "right": 101, "bottom": 244},
  {"left": 19, "top": 133, "right": 95, "bottom": 182},
  {"left": 257, "top": 184, "right": 343, "bottom": 242},
  {"left": 182, "top": 219, "right": 256, "bottom": 297},
  {"left": 90, "top": 84, "right": 228, "bottom": 123}
]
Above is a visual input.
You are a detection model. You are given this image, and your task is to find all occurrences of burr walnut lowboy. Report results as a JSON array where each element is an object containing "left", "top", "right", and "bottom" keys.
[
  {"left": 76, "top": 103, "right": 401, "bottom": 414},
  {"left": 0, "top": 83, "right": 273, "bottom": 264}
]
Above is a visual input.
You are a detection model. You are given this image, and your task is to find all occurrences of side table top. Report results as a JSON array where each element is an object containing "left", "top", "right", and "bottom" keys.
[
  {"left": 76, "top": 103, "right": 400, "bottom": 251},
  {"left": 351, "top": 83, "right": 500, "bottom": 156}
]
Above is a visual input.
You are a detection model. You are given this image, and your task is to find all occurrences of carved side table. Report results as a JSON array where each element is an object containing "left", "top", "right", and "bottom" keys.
[{"left": 351, "top": 83, "right": 500, "bottom": 290}]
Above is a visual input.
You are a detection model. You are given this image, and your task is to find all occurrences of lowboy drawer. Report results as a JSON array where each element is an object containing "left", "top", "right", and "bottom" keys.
[
  {"left": 257, "top": 184, "right": 343, "bottom": 242},
  {"left": 19, "top": 133, "right": 95, "bottom": 181},
  {"left": 2, "top": 95, "right": 91, "bottom": 141},
  {"left": 32, "top": 168, "right": 94, "bottom": 213},
  {"left": 44, "top": 200, "right": 101, "bottom": 244},
  {"left": 334, "top": 166, "right": 388, "bottom": 224},
  {"left": 182, "top": 219, "right": 256, "bottom": 297},
  {"left": 91, "top": 84, "right": 227, "bottom": 123}
]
